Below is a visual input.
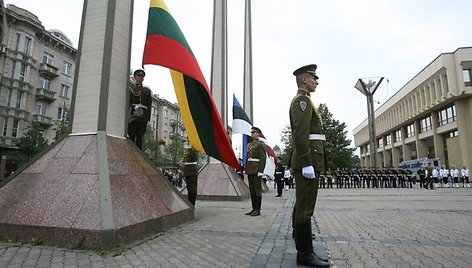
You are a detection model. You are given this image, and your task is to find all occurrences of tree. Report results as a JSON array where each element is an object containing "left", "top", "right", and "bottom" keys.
[
  {"left": 318, "top": 103, "right": 356, "bottom": 171},
  {"left": 164, "top": 134, "right": 186, "bottom": 166},
  {"left": 14, "top": 123, "right": 49, "bottom": 164},
  {"left": 53, "top": 105, "right": 70, "bottom": 142},
  {"left": 142, "top": 129, "right": 170, "bottom": 167},
  {"left": 280, "top": 103, "right": 355, "bottom": 171},
  {"left": 279, "top": 125, "right": 293, "bottom": 166}
]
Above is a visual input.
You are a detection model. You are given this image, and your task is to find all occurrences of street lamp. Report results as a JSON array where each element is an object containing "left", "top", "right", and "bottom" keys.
[{"left": 355, "top": 77, "right": 384, "bottom": 169}]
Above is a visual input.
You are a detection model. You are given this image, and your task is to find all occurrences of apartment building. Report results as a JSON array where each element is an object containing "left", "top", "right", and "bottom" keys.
[
  {"left": 353, "top": 47, "right": 472, "bottom": 170},
  {"left": 0, "top": 5, "right": 186, "bottom": 177},
  {"left": 149, "top": 94, "right": 185, "bottom": 146},
  {"left": 0, "top": 4, "right": 77, "bottom": 175}
]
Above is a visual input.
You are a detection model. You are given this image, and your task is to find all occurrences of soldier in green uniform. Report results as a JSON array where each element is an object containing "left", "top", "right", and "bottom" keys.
[
  {"left": 182, "top": 146, "right": 199, "bottom": 206},
  {"left": 128, "top": 69, "right": 152, "bottom": 149},
  {"left": 244, "top": 127, "right": 266, "bottom": 217},
  {"left": 290, "top": 64, "right": 329, "bottom": 267}
]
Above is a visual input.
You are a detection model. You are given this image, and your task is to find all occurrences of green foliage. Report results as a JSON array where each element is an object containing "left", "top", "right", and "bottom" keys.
[
  {"left": 95, "top": 246, "right": 124, "bottom": 256},
  {"left": 142, "top": 129, "right": 186, "bottom": 168},
  {"left": 142, "top": 129, "right": 171, "bottom": 167},
  {"left": 164, "top": 134, "right": 185, "bottom": 166},
  {"left": 279, "top": 125, "right": 293, "bottom": 166},
  {"left": 14, "top": 123, "right": 48, "bottom": 164},
  {"left": 280, "top": 103, "right": 356, "bottom": 171},
  {"left": 318, "top": 103, "right": 356, "bottom": 171},
  {"left": 53, "top": 105, "right": 71, "bottom": 142},
  {"left": 31, "top": 236, "right": 42, "bottom": 245}
]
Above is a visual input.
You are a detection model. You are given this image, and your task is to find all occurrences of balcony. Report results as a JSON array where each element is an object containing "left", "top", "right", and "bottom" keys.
[
  {"left": 38, "top": 63, "right": 59, "bottom": 78},
  {"left": 32, "top": 114, "right": 53, "bottom": 127},
  {"left": 36, "top": 88, "right": 56, "bottom": 102}
]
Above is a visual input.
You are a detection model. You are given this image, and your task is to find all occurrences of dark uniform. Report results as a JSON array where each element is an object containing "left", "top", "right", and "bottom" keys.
[
  {"left": 128, "top": 69, "right": 152, "bottom": 149},
  {"left": 183, "top": 147, "right": 199, "bottom": 205},
  {"left": 274, "top": 159, "right": 285, "bottom": 197},
  {"left": 289, "top": 64, "right": 329, "bottom": 267},
  {"left": 244, "top": 127, "right": 266, "bottom": 217}
]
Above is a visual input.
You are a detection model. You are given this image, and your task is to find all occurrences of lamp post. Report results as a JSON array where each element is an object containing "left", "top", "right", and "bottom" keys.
[{"left": 355, "top": 77, "right": 384, "bottom": 169}]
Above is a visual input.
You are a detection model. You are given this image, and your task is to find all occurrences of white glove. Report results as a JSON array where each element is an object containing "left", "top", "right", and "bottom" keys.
[
  {"left": 257, "top": 172, "right": 264, "bottom": 177},
  {"left": 302, "top": 166, "right": 315, "bottom": 179}
]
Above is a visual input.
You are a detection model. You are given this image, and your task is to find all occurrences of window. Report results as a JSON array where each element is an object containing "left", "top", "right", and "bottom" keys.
[
  {"left": 62, "top": 61, "right": 72, "bottom": 76},
  {"left": 438, "top": 105, "right": 456, "bottom": 127},
  {"left": 6, "top": 88, "right": 13, "bottom": 107},
  {"left": 12, "top": 119, "right": 19, "bottom": 138},
  {"left": 19, "top": 63, "right": 26, "bottom": 82},
  {"left": 24, "top": 36, "right": 32, "bottom": 55},
  {"left": 15, "top": 33, "right": 21, "bottom": 51},
  {"left": 2, "top": 117, "right": 8, "bottom": 136},
  {"left": 40, "top": 77, "right": 50, "bottom": 89},
  {"left": 406, "top": 123, "right": 415, "bottom": 138},
  {"left": 395, "top": 129, "right": 402, "bottom": 142},
  {"left": 420, "top": 116, "right": 432, "bottom": 132},
  {"left": 15, "top": 92, "right": 23, "bottom": 109},
  {"left": 57, "top": 107, "right": 64, "bottom": 120},
  {"left": 36, "top": 101, "right": 48, "bottom": 115},
  {"left": 386, "top": 135, "right": 392, "bottom": 146},
  {"left": 378, "top": 138, "right": 383, "bottom": 148},
  {"left": 463, "top": 69, "right": 472, "bottom": 87},
  {"left": 59, "top": 84, "right": 69, "bottom": 98},
  {"left": 42, "top": 52, "right": 54, "bottom": 64},
  {"left": 448, "top": 130, "right": 458, "bottom": 138}
]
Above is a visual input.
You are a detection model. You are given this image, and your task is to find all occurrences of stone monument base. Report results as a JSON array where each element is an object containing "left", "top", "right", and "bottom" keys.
[{"left": 0, "top": 134, "right": 193, "bottom": 248}]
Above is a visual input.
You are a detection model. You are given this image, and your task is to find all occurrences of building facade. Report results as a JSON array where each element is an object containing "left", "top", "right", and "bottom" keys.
[
  {"left": 0, "top": 4, "right": 77, "bottom": 175},
  {"left": 149, "top": 94, "right": 185, "bottom": 147},
  {"left": 353, "top": 47, "right": 472, "bottom": 170},
  {"left": 0, "top": 5, "right": 186, "bottom": 177}
]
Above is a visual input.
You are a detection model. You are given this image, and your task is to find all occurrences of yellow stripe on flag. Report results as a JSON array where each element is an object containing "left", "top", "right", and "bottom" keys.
[
  {"left": 170, "top": 70, "right": 204, "bottom": 152},
  {"left": 150, "top": 0, "right": 170, "bottom": 12}
]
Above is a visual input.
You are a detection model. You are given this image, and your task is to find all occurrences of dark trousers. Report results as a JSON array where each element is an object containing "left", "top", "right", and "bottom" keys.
[
  {"left": 128, "top": 121, "right": 147, "bottom": 149},
  {"left": 275, "top": 178, "right": 283, "bottom": 196},
  {"left": 186, "top": 176, "right": 198, "bottom": 206}
]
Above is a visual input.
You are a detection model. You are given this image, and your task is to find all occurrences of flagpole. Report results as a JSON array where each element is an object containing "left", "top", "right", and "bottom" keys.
[
  {"left": 210, "top": 0, "right": 228, "bottom": 128},
  {"left": 243, "top": 0, "right": 253, "bottom": 122}
]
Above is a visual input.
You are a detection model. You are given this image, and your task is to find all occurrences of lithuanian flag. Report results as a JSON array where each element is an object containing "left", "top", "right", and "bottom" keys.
[{"left": 142, "top": 0, "right": 240, "bottom": 170}]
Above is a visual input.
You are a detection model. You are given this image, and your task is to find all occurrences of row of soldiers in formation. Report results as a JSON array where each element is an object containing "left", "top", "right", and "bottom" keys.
[{"left": 318, "top": 165, "right": 470, "bottom": 189}]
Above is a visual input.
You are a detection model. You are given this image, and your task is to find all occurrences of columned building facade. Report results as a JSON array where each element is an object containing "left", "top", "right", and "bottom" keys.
[{"left": 353, "top": 47, "right": 472, "bottom": 170}]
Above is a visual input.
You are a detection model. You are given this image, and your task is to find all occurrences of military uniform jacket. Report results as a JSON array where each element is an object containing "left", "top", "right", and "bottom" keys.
[
  {"left": 183, "top": 148, "right": 198, "bottom": 177},
  {"left": 274, "top": 164, "right": 285, "bottom": 180},
  {"left": 129, "top": 84, "right": 152, "bottom": 122},
  {"left": 289, "top": 89, "right": 325, "bottom": 172},
  {"left": 245, "top": 139, "right": 266, "bottom": 175}
]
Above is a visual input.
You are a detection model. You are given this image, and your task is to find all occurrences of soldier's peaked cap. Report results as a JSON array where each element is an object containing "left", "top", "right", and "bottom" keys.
[
  {"left": 134, "top": 69, "right": 146, "bottom": 77},
  {"left": 293, "top": 64, "right": 318, "bottom": 79}
]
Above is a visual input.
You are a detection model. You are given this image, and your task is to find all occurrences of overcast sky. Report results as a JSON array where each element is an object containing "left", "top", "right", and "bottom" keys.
[{"left": 5, "top": 0, "right": 472, "bottom": 153}]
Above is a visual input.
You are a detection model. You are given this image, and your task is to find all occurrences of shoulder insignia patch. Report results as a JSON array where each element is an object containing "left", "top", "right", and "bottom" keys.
[{"left": 299, "top": 101, "right": 307, "bottom": 112}]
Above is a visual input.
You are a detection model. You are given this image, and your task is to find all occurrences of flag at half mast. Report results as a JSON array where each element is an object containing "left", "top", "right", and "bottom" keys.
[{"left": 142, "top": 0, "right": 240, "bottom": 170}]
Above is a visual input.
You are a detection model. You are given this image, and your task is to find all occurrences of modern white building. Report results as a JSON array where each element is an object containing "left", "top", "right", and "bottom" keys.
[{"left": 353, "top": 47, "right": 472, "bottom": 170}]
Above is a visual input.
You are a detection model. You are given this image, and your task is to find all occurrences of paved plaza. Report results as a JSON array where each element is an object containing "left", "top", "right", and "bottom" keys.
[{"left": 1, "top": 183, "right": 471, "bottom": 267}]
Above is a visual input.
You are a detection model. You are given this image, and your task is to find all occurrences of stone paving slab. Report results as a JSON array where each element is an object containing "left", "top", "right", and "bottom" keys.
[{"left": 1, "top": 183, "right": 471, "bottom": 267}]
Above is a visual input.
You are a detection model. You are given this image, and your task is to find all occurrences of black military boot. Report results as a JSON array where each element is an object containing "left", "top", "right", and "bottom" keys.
[
  {"left": 295, "top": 222, "right": 330, "bottom": 267},
  {"left": 250, "top": 196, "right": 261, "bottom": 216},
  {"left": 245, "top": 197, "right": 255, "bottom": 215}
]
